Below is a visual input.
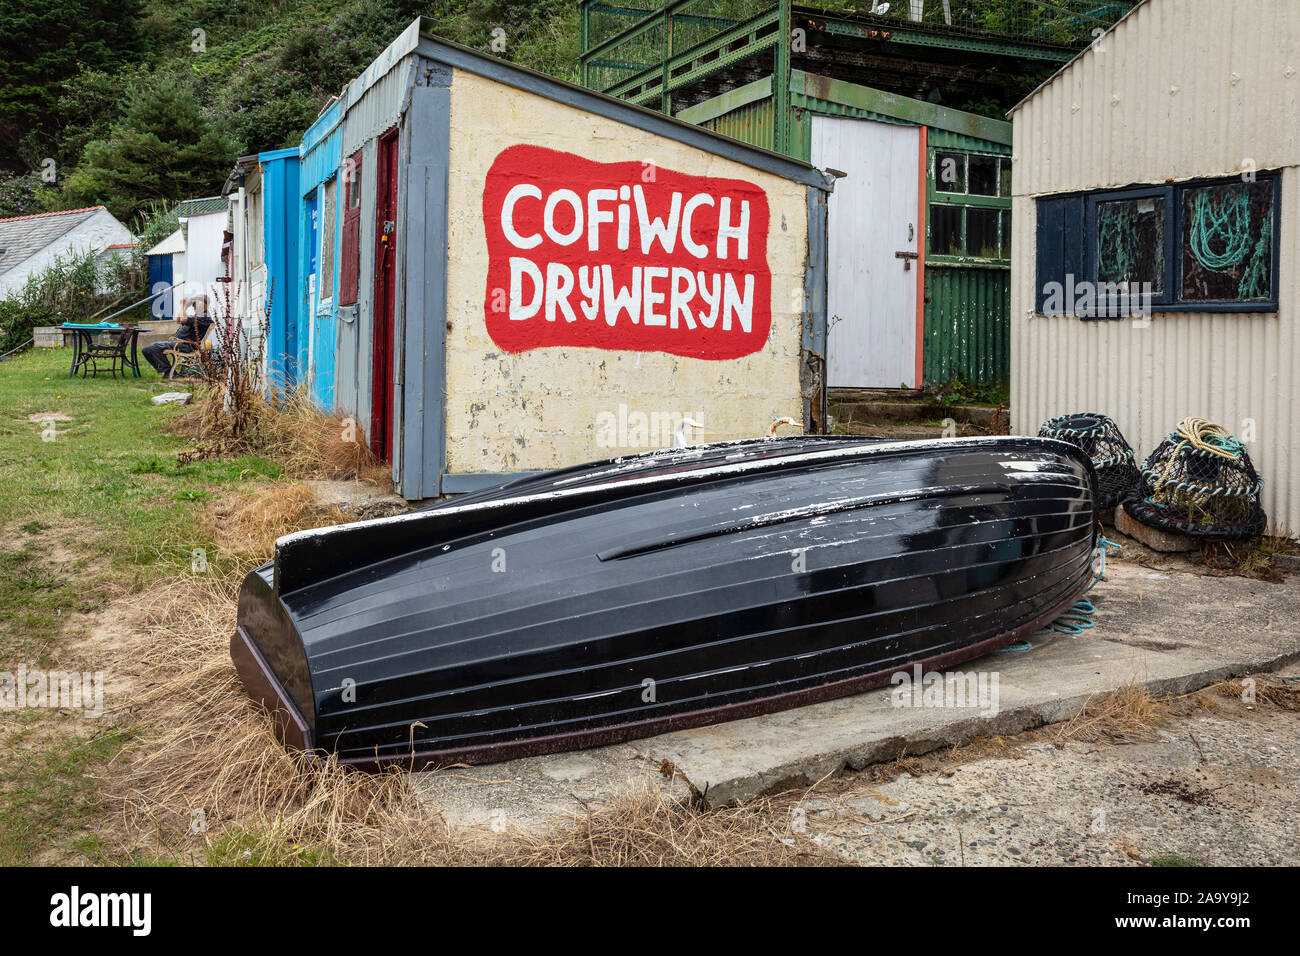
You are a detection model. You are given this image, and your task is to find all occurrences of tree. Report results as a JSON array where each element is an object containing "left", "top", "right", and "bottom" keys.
[
  {"left": 62, "top": 74, "right": 236, "bottom": 223},
  {"left": 0, "top": 0, "right": 145, "bottom": 172}
]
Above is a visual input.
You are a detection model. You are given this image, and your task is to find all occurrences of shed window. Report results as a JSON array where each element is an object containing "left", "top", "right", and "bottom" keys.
[
  {"left": 930, "top": 205, "right": 963, "bottom": 257},
  {"left": 927, "top": 148, "right": 1012, "bottom": 264},
  {"left": 967, "top": 155, "right": 998, "bottom": 196},
  {"left": 935, "top": 152, "right": 966, "bottom": 193},
  {"left": 1180, "top": 180, "right": 1275, "bottom": 302},
  {"left": 1036, "top": 171, "right": 1280, "bottom": 316},
  {"left": 1096, "top": 194, "right": 1165, "bottom": 294},
  {"left": 320, "top": 176, "right": 337, "bottom": 304},
  {"left": 340, "top": 148, "right": 363, "bottom": 307},
  {"left": 967, "top": 208, "right": 1000, "bottom": 260}
]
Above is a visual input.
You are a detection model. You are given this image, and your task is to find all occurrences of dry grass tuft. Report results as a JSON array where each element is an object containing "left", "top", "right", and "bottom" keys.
[
  {"left": 105, "top": 572, "right": 461, "bottom": 865},
  {"left": 1217, "top": 676, "right": 1300, "bottom": 712},
  {"left": 202, "top": 483, "right": 348, "bottom": 562},
  {"left": 1199, "top": 535, "right": 1296, "bottom": 581},
  {"left": 480, "top": 786, "right": 839, "bottom": 867},
  {"left": 1051, "top": 682, "right": 1166, "bottom": 744},
  {"left": 105, "top": 561, "right": 839, "bottom": 866},
  {"left": 255, "top": 388, "right": 391, "bottom": 486},
  {"left": 175, "top": 384, "right": 389, "bottom": 487}
]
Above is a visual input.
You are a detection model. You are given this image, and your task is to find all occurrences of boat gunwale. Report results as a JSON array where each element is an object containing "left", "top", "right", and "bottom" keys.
[
  {"left": 270, "top": 436, "right": 1096, "bottom": 599},
  {"left": 274, "top": 436, "right": 1092, "bottom": 553}
]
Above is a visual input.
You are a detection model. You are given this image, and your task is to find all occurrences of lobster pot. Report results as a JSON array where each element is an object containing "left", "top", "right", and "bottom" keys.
[
  {"left": 1038, "top": 413, "right": 1139, "bottom": 510},
  {"left": 1123, "top": 425, "right": 1266, "bottom": 540}
]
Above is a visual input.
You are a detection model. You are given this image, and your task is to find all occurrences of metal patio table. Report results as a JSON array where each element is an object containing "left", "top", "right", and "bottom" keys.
[{"left": 62, "top": 323, "right": 142, "bottom": 379}]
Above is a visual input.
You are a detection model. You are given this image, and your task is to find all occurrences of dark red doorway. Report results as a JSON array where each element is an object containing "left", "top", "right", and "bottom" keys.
[{"left": 371, "top": 128, "right": 398, "bottom": 462}]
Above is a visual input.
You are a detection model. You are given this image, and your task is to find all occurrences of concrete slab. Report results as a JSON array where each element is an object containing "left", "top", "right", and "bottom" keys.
[
  {"left": 1114, "top": 504, "right": 1198, "bottom": 552},
  {"left": 409, "top": 560, "right": 1300, "bottom": 830}
]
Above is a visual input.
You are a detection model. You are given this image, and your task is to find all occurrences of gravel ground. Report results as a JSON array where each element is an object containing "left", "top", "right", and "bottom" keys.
[{"left": 792, "top": 674, "right": 1300, "bottom": 866}]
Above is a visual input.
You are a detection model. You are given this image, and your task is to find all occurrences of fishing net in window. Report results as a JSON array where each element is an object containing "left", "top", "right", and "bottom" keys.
[
  {"left": 1038, "top": 412, "right": 1139, "bottom": 510},
  {"left": 1122, "top": 417, "right": 1265, "bottom": 540}
]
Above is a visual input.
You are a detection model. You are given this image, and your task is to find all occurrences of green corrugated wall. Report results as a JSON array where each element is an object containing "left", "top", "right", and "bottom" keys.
[
  {"left": 697, "top": 93, "right": 1011, "bottom": 388},
  {"left": 698, "top": 97, "right": 777, "bottom": 151},
  {"left": 922, "top": 265, "right": 1010, "bottom": 386}
]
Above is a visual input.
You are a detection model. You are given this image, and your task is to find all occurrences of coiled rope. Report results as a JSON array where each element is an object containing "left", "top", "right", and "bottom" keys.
[
  {"left": 1148, "top": 417, "right": 1244, "bottom": 509},
  {"left": 1190, "top": 187, "right": 1251, "bottom": 271}
]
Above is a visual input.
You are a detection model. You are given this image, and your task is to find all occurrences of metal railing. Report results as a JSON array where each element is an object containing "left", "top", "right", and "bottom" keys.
[{"left": 580, "top": 0, "right": 1135, "bottom": 94}]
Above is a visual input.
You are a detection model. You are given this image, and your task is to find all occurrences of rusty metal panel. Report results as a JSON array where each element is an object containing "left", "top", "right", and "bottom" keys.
[
  {"left": 923, "top": 264, "right": 1009, "bottom": 386},
  {"left": 1010, "top": 0, "right": 1300, "bottom": 534}
]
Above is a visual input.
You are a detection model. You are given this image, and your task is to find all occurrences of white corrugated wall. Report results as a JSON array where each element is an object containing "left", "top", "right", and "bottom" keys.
[{"left": 1010, "top": 0, "right": 1300, "bottom": 534}]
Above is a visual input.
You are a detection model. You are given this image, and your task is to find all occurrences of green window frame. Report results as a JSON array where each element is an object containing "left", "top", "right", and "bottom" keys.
[{"left": 927, "top": 148, "right": 1012, "bottom": 265}]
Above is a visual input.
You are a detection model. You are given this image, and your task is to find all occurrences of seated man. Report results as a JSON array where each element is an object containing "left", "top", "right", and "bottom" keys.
[{"left": 143, "top": 295, "right": 214, "bottom": 376}]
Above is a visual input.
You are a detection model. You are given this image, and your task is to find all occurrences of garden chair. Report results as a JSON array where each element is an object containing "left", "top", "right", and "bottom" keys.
[{"left": 165, "top": 323, "right": 217, "bottom": 380}]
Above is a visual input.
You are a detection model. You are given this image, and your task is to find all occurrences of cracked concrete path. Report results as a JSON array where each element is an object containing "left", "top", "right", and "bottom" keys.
[
  {"left": 409, "top": 559, "right": 1300, "bottom": 832},
  {"left": 798, "top": 678, "right": 1300, "bottom": 866}
]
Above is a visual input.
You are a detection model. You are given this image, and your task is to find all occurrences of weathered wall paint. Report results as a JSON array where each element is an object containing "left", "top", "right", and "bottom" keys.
[
  {"left": 443, "top": 68, "right": 810, "bottom": 475},
  {"left": 1010, "top": 0, "right": 1300, "bottom": 534},
  {"left": 298, "top": 100, "right": 344, "bottom": 412},
  {"left": 482, "top": 144, "right": 774, "bottom": 360},
  {"left": 335, "top": 51, "right": 410, "bottom": 434}
]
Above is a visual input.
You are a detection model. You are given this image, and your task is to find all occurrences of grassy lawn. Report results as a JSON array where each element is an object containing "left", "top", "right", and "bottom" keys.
[{"left": 0, "top": 348, "right": 281, "bottom": 864}]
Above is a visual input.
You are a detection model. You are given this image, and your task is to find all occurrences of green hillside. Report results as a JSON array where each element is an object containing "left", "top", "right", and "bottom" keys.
[
  {"left": 1, "top": 0, "right": 1125, "bottom": 227},
  {"left": 0, "top": 0, "right": 581, "bottom": 225}
]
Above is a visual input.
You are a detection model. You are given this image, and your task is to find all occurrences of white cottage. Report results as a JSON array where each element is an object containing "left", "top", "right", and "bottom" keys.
[
  {"left": 0, "top": 206, "right": 134, "bottom": 298},
  {"left": 1009, "top": 0, "right": 1300, "bottom": 535}
]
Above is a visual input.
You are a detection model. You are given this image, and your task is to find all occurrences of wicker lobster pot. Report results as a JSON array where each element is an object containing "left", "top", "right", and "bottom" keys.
[
  {"left": 1122, "top": 418, "right": 1266, "bottom": 540},
  {"left": 1038, "top": 412, "right": 1139, "bottom": 510}
]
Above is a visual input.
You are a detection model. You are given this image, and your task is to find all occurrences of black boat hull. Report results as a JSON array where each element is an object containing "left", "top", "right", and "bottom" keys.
[{"left": 232, "top": 436, "right": 1098, "bottom": 768}]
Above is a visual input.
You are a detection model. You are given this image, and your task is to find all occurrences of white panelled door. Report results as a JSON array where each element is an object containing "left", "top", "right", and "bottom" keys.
[{"left": 812, "top": 116, "right": 920, "bottom": 388}]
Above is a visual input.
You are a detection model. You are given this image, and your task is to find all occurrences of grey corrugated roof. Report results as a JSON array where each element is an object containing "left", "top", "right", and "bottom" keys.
[
  {"left": 170, "top": 196, "right": 228, "bottom": 218},
  {"left": 0, "top": 206, "right": 102, "bottom": 277}
]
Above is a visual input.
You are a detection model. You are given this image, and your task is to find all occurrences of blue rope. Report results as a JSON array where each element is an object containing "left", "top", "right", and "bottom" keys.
[{"left": 997, "top": 536, "right": 1121, "bottom": 653}]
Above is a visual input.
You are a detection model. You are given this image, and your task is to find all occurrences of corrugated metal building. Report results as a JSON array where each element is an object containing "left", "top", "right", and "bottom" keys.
[
  {"left": 1009, "top": 0, "right": 1300, "bottom": 534},
  {"left": 294, "top": 18, "right": 833, "bottom": 500},
  {"left": 676, "top": 73, "right": 1013, "bottom": 389},
  {"left": 576, "top": 1, "right": 1139, "bottom": 388}
]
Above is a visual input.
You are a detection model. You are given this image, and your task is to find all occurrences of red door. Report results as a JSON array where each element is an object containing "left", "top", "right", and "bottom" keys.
[{"left": 371, "top": 129, "right": 398, "bottom": 462}]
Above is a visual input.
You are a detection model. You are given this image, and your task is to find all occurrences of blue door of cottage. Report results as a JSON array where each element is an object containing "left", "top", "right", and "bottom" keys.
[{"left": 147, "top": 255, "right": 173, "bottom": 320}]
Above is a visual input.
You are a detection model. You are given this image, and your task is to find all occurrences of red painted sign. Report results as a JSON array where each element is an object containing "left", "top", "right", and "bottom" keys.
[{"left": 482, "top": 144, "right": 772, "bottom": 360}]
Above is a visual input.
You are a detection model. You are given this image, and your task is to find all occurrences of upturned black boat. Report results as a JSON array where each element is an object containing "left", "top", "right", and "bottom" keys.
[{"left": 233, "top": 435, "right": 1097, "bottom": 768}]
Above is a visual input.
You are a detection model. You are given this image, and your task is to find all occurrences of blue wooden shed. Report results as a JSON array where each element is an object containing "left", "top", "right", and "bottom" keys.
[
  {"left": 259, "top": 147, "right": 302, "bottom": 390},
  {"left": 297, "top": 100, "right": 344, "bottom": 410}
]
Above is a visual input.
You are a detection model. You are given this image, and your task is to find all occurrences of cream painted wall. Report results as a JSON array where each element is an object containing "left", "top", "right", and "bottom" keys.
[
  {"left": 442, "top": 69, "right": 812, "bottom": 474},
  {"left": 1010, "top": 0, "right": 1300, "bottom": 534}
]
